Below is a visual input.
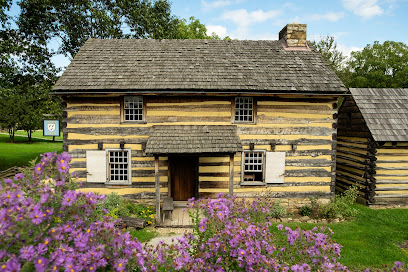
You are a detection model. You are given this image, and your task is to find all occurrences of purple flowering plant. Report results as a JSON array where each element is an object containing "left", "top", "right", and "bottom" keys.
[
  {"left": 133, "top": 194, "right": 349, "bottom": 271},
  {"left": 0, "top": 152, "right": 143, "bottom": 272}
]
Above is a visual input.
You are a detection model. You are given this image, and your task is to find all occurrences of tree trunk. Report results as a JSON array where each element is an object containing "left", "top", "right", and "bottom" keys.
[
  {"left": 27, "top": 130, "right": 32, "bottom": 142},
  {"left": 8, "top": 128, "right": 14, "bottom": 143}
]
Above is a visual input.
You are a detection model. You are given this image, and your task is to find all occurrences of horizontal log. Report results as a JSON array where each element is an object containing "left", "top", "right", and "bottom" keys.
[
  {"left": 147, "top": 116, "right": 230, "bottom": 123},
  {"left": 336, "top": 149, "right": 369, "bottom": 160},
  {"left": 65, "top": 127, "right": 152, "bottom": 136},
  {"left": 147, "top": 104, "right": 231, "bottom": 112},
  {"left": 336, "top": 161, "right": 367, "bottom": 172},
  {"left": 80, "top": 182, "right": 168, "bottom": 189},
  {"left": 285, "top": 169, "right": 331, "bottom": 177},
  {"left": 336, "top": 155, "right": 367, "bottom": 165},
  {"left": 375, "top": 194, "right": 408, "bottom": 198},
  {"left": 376, "top": 179, "right": 408, "bottom": 184},
  {"left": 257, "top": 104, "right": 333, "bottom": 111},
  {"left": 200, "top": 181, "right": 229, "bottom": 189},
  {"left": 337, "top": 130, "right": 372, "bottom": 138},
  {"left": 257, "top": 116, "right": 334, "bottom": 124},
  {"left": 285, "top": 159, "right": 332, "bottom": 167},
  {"left": 376, "top": 186, "right": 408, "bottom": 191},
  {"left": 240, "top": 139, "right": 333, "bottom": 145},
  {"left": 336, "top": 173, "right": 367, "bottom": 186},
  {"left": 336, "top": 137, "right": 369, "bottom": 145},
  {"left": 66, "top": 97, "right": 121, "bottom": 104},
  {"left": 132, "top": 170, "right": 167, "bottom": 177},
  {"left": 66, "top": 139, "right": 148, "bottom": 145},
  {"left": 337, "top": 142, "right": 370, "bottom": 151},
  {"left": 67, "top": 105, "right": 119, "bottom": 111},
  {"left": 69, "top": 150, "right": 145, "bottom": 158},
  {"left": 67, "top": 115, "right": 121, "bottom": 124},
  {"left": 376, "top": 167, "right": 408, "bottom": 171},
  {"left": 116, "top": 216, "right": 147, "bottom": 229},
  {"left": 237, "top": 126, "right": 334, "bottom": 136}
]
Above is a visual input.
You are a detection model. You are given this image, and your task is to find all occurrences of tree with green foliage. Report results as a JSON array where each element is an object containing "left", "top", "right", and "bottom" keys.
[
  {"left": 311, "top": 36, "right": 346, "bottom": 78},
  {"left": 345, "top": 41, "right": 408, "bottom": 88},
  {"left": 17, "top": 0, "right": 225, "bottom": 59}
]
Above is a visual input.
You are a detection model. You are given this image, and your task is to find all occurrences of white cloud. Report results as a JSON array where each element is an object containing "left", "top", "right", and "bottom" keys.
[
  {"left": 307, "top": 12, "right": 345, "bottom": 22},
  {"left": 220, "top": 9, "right": 281, "bottom": 39},
  {"left": 337, "top": 43, "right": 362, "bottom": 58},
  {"left": 221, "top": 9, "right": 281, "bottom": 27},
  {"left": 206, "top": 25, "right": 228, "bottom": 38},
  {"left": 342, "top": 0, "right": 383, "bottom": 19},
  {"left": 201, "top": 0, "right": 232, "bottom": 10}
]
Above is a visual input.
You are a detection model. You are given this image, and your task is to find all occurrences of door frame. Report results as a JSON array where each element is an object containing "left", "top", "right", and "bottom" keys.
[{"left": 168, "top": 155, "right": 199, "bottom": 200}]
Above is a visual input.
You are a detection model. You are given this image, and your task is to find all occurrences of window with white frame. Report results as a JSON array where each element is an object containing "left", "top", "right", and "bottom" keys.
[
  {"left": 241, "top": 151, "right": 286, "bottom": 184},
  {"left": 235, "top": 97, "right": 253, "bottom": 122},
  {"left": 108, "top": 150, "right": 130, "bottom": 183},
  {"left": 242, "top": 151, "right": 265, "bottom": 183},
  {"left": 124, "top": 96, "right": 143, "bottom": 121}
]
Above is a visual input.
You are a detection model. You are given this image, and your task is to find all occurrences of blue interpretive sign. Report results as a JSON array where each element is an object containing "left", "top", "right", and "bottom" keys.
[{"left": 43, "top": 120, "right": 60, "bottom": 137}]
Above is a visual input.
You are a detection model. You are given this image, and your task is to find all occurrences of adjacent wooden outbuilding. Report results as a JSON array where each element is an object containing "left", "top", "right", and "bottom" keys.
[
  {"left": 336, "top": 88, "right": 408, "bottom": 206},
  {"left": 52, "top": 23, "right": 347, "bottom": 222}
]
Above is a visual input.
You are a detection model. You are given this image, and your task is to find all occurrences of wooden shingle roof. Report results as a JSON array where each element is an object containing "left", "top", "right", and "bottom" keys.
[
  {"left": 350, "top": 88, "right": 408, "bottom": 142},
  {"left": 53, "top": 38, "right": 346, "bottom": 94},
  {"left": 145, "top": 125, "right": 242, "bottom": 155}
]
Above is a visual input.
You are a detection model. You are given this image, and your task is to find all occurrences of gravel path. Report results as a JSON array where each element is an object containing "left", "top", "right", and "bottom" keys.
[{"left": 145, "top": 227, "right": 193, "bottom": 246}]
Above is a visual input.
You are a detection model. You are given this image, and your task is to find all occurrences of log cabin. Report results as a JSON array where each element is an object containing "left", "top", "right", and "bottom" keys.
[
  {"left": 336, "top": 88, "right": 408, "bottom": 207},
  {"left": 52, "top": 23, "right": 347, "bottom": 222}
]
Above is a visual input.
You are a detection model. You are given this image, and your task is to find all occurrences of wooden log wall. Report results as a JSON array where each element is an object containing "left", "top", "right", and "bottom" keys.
[
  {"left": 63, "top": 95, "right": 338, "bottom": 202},
  {"left": 336, "top": 96, "right": 373, "bottom": 204},
  {"left": 374, "top": 142, "right": 408, "bottom": 206}
]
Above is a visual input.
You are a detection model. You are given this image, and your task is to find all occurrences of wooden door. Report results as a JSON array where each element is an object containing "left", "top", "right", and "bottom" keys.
[{"left": 170, "top": 156, "right": 198, "bottom": 201}]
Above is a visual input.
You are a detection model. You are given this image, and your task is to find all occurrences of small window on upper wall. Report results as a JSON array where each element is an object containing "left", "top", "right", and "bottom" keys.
[
  {"left": 124, "top": 96, "right": 143, "bottom": 122},
  {"left": 234, "top": 97, "right": 253, "bottom": 123}
]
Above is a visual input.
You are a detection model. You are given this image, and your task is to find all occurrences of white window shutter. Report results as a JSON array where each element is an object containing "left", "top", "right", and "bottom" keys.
[
  {"left": 86, "top": 150, "right": 107, "bottom": 183},
  {"left": 265, "top": 152, "right": 285, "bottom": 184}
]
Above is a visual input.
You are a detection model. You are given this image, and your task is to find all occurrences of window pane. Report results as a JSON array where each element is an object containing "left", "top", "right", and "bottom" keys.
[
  {"left": 108, "top": 150, "right": 129, "bottom": 183},
  {"left": 235, "top": 97, "right": 253, "bottom": 122},
  {"left": 124, "top": 96, "right": 143, "bottom": 121}
]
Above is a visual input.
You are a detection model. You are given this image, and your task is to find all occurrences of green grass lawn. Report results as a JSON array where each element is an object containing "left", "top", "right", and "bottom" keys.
[
  {"left": 0, "top": 132, "right": 63, "bottom": 171},
  {"left": 272, "top": 205, "right": 408, "bottom": 271},
  {"left": 129, "top": 228, "right": 158, "bottom": 243}
]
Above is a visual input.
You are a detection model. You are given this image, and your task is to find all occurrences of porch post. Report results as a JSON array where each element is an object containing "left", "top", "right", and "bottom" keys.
[
  {"left": 229, "top": 153, "right": 234, "bottom": 195},
  {"left": 155, "top": 155, "right": 161, "bottom": 225}
]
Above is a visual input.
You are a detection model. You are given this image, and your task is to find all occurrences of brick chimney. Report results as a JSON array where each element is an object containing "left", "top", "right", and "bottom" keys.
[{"left": 279, "top": 23, "right": 307, "bottom": 47}]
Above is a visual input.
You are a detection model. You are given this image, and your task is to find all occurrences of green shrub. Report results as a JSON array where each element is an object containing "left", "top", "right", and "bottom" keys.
[
  {"left": 300, "top": 205, "right": 312, "bottom": 216},
  {"left": 98, "top": 193, "right": 155, "bottom": 224},
  {"left": 270, "top": 200, "right": 286, "bottom": 218},
  {"left": 306, "top": 186, "right": 359, "bottom": 219}
]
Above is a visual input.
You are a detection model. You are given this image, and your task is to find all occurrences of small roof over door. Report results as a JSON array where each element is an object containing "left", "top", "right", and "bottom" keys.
[{"left": 145, "top": 125, "right": 242, "bottom": 155}]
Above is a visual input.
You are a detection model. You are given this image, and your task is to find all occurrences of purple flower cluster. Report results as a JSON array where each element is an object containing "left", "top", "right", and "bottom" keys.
[
  {"left": 133, "top": 194, "right": 349, "bottom": 271},
  {"left": 0, "top": 152, "right": 142, "bottom": 272}
]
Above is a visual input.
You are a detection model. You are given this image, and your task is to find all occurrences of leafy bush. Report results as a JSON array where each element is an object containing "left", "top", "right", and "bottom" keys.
[
  {"left": 307, "top": 186, "right": 359, "bottom": 219},
  {"left": 300, "top": 205, "right": 313, "bottom": 217},
  {"left": 99, "top": 192, "right": 155, "bottom": 224},
  {"left": 0, "top": 152, "right": 142, "bottom": 271},
  {"left": 270, "top": 200, "right": 286, "bottom": 218}
]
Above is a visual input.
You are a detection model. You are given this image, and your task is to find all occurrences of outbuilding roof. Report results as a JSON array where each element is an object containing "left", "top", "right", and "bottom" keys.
[
  {"left": 53, "top": 38, "right": 346, "bottom": 94},
  {"left": 350, "top": 88, "right": 408, "bottom": 142},
  {"left": 145, "top": 125, "right": 242, "bottom": 155}
]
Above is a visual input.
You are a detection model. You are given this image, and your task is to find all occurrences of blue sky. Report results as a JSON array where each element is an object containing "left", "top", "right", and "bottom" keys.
[
  {"left": 172, "top": 0, "right": 407, "bottom": 53},
  {"left": 15, "top": 0, "right": 408, "bottom": 70}
]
